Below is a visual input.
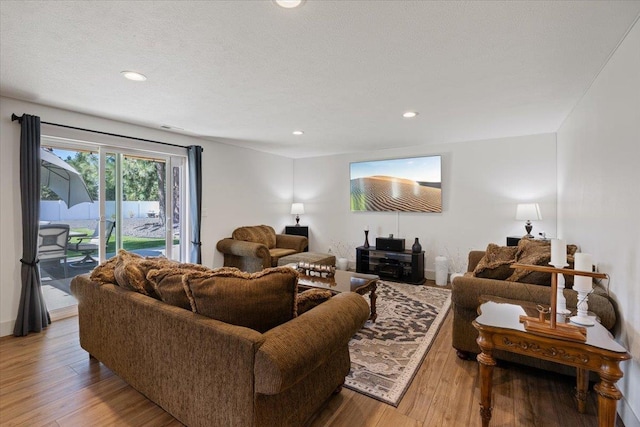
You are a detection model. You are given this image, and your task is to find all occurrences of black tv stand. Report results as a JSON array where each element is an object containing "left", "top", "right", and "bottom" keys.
[{"left": 356, "top": 246, "right": 425, "bottom": 285}]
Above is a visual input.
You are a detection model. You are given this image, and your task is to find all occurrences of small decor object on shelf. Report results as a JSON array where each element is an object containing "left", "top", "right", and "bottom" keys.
[
  {"left": 363, "top": 226, "right": 370, "bottom": 248},
  {"left": 412, "top": 237, "right": 422, "bottom": 253},
  {"left": 549, "top": 238, "right": 571, "bottom": 321},
  {"left": 435, "top": 255, "right": 448, "bottom": 286},
  {"left": 571, "top": 253, "right": 595, "bottom": 326},
  {"left": 296, "top": 262, "right": 336, "bottom": 280}
]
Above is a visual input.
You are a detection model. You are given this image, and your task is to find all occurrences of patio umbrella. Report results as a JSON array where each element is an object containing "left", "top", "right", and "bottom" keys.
[{"left": 41, "top": 148, "right": 94, "bottom": 207}]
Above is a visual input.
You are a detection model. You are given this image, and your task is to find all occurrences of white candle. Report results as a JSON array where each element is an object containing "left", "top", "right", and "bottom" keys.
[
  {"left": 364, "top": 225, "right": 369, "bottom": 231},
  {"left": 550, "top": 239, "right": 567, "bottom": 266},
  {"left": 573, "top": 253, "right": 593, "bottom": 292}
]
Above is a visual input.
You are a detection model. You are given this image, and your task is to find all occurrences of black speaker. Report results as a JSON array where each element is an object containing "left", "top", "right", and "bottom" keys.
[{"left": 375, "top": 237, "right": 405, "bottom": 252}]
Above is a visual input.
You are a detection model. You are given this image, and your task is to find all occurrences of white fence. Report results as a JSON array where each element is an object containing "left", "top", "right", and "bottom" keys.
[{"left": 40, "top": 200, "right": 160, "bottom": 221}]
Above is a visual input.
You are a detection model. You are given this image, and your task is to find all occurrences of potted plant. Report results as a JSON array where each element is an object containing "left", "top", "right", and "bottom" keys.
[{"left": 331, "top": 240, "right": 353, "bottom": 270}]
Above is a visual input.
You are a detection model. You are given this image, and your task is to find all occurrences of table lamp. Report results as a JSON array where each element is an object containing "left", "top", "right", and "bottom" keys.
[
  {"left": 515, "top": 203, "right": 542, "bottom": 238},
  {"left": 291, "top": 203, "right": 305, "bottom": 226}
]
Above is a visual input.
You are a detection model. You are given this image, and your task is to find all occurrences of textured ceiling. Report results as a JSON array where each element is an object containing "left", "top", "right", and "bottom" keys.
[{"left": 1, "top": 1, "right": 639, "bottom": 158}]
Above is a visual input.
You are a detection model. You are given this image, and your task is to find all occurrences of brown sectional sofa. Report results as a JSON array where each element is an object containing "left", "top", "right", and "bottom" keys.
[
  {"left": 70, "top": 253, "right": 369, "bottom": 427},
  {"left": 216, "top": 225, "right": 308, "bottom": 272},
  {"left": 452, "top": 249, "right": 617, "bottom": 376}
]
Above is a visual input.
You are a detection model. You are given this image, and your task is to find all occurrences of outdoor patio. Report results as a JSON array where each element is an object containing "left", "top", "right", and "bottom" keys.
[{"left": 39, "top": 217, "right": 169, "bottom": 310}]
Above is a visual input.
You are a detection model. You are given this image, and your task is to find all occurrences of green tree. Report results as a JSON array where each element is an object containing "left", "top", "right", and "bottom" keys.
[
  {"left": 41, "top": 150, "right": 167, "bottom": 222},
  {"left": 122, "top": 157, "right": 160, "bottom": 201}
]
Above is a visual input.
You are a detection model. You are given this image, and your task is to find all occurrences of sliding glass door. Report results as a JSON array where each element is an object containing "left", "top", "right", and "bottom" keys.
[
  {"left": 104, "top": 151, "right": 185, "bottom": 261},
  {"left": 40, "top": 138, "right": 187, "bottom": 275}
]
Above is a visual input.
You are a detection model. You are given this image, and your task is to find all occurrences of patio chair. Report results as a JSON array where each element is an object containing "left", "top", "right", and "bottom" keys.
[
  {"left": 68, "top": 220, "right": 115, "bottom": 266},
  {"left": 38, "top": 224, "right": 70, "bottom": 278}
]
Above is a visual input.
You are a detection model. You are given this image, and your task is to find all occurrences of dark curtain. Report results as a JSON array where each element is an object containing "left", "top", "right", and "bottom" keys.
[
  {"left": 187, "top": 145, "right": 203, "bottom": 264},
  {"left": 14, "top": 114, "right": 50, "bottom": 336}
]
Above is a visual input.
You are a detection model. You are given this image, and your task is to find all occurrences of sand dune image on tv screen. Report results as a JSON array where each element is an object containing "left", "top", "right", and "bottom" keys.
[{"left": 350, "top": 176, "right": 442, "bottom": 213}]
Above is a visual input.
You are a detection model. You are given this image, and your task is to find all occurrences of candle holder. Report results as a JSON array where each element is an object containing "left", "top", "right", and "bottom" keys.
[
  {"left": 571, "top": 290, "right": 595, "bottom": 326},
  {"left": 571, "top": 253, "right": 595, "bottom": 326},
  {"left": 511, "top": 263, "right": 606, "bottom": 342},
  {"left": 549, "top": 262, "right": 571, "bottom": 322},
  {"left": 363, "top": 230, "right": 370, "bottom": 248}
]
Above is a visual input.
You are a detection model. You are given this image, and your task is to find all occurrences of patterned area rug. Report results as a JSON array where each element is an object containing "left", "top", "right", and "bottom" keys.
[{"left": 345, "top": 281, "right": 451, "bottom": 406}]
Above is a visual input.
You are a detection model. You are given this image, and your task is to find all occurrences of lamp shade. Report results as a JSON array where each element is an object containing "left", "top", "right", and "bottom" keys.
[
  {"left": 515, "top": 203, "right": 542, "bottom": 221},
  {"left": 290, "top": 203, "right": 305, "bottom": 215}
]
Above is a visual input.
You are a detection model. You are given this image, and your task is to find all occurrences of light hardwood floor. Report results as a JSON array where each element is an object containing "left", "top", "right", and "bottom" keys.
[{"left": 0, "top": 312, "right": 622, "bottom": 427}]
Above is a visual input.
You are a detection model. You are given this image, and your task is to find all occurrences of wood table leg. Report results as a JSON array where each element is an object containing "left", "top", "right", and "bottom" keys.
[
  {"left": 594, "top": 359, "right": 625, "bottom": 427},
  {"left": 476, "top": 331, "right": 497, "bottom": 427},
  {"left": 576, "top": 367, "right": 589, "bottom": 413}
]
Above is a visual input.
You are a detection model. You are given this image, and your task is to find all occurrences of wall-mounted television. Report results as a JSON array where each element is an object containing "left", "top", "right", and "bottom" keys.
[{"left": 350, "top": 155, "right": 442, "bottom": 213}]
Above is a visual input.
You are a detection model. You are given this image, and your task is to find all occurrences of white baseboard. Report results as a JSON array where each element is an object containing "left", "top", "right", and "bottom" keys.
[
  {"left": 425, "top": 269, "right": 436, "bottom": 281},
  {"left": 1, "top": 319, "right": 15, "bottom": 337}
]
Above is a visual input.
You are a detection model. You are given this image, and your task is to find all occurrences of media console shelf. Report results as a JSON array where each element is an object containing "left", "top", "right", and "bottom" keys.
[{"left": 356, "top": 246, "right": 425, "bottom": 285}]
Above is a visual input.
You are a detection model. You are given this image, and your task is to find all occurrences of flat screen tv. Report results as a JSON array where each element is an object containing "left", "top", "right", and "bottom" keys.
[{"left": 350, "top": 155, "right": 442, "bottom": 213}]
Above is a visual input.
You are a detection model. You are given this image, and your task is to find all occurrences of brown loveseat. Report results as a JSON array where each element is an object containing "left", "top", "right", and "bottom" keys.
[
  {"left": 216, "top": 225, "right": 308, "bottom": 272},
  {"left": 451, "top": 245, "right": 617, "bottom": 376},
  {"left": 70, "top": 253, "right": 369, "bottom": 427}
]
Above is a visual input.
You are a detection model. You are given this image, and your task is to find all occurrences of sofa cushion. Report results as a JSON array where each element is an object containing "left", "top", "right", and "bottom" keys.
[
  {"left": 506, "top": 239, "right": 578, "bottom": 286},
  {"left": 113, "top": 250, "right": 177, "bottom": 298},
  {"left": 473, "top": 244, "right": 518, "bottom": 280},
  {"left": 232, "top": 225, "right": 277, "bottom": 249},
  {"left": 183, "top": 266, "right": 299, "bottom": 333},
  {"left": 146, "top": 264, "right": 216, "bottom": 309}
]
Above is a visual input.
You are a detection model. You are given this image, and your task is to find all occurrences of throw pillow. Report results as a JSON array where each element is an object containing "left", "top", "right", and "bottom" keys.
[
  {"left": 473, "top": 244, "right": 518, "bottom": 280},
  {"left": 147, "top": 265, "right": 231, "bottom": 309},
  {"left": 89, "top": 255, "right": 118, "bottom": 285},
  {"left": 182, "top": 266, "right": 299, "bottom": 333},
  {"left": 113, "top": 249, "right": 174, "bottom": 298},
  {"left": 296, "top": 288, "right": 333, "bottom": 315},
  {"left": 506, "top": 239, "right": 578, "bottom": 285}
]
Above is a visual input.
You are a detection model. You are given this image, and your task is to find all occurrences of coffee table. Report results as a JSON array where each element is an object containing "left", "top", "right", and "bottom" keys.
[
  {"left": 297, "top": 269, "right": 379, "bottom": 322},
  {"left": 473, "top": 300, "right": 630, "bottom": 427}
]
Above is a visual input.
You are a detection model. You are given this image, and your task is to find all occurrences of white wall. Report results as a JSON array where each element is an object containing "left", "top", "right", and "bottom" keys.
[
  {"left": 557, "top": 19, "right": 640, "bottom": 427},
  {"left": 0, "top": 97, "right": 294, "bottom": 336},
  {"left": 293, "top": 133, "right": 557, "bottom": 274}
]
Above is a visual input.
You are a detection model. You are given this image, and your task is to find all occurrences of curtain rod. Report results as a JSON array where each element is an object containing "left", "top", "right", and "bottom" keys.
[{"left": 11, "top": 113, "right": 201, "bottom": 152}]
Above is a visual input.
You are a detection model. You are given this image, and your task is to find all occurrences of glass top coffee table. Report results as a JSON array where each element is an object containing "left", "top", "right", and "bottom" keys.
[
  {"left": 473, "top": 300, "right": 630, "bottom": 427},
  {"left": 297, "top": 269, "right": 379, "bottom": 322}
]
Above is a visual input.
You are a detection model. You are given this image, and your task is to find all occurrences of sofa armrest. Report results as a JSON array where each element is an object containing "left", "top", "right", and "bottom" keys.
[
  {"left": 467, "top": 251, "right": 485, "bottom": 272},
  {"left": 217, "top": 238, "right": 271, "bottom": 262},
  {"left": 275, "top": 234, "right": 308, "bottom": 252},
  {"left": 254, "top": 292, "right": 369, "bottom": 395}
]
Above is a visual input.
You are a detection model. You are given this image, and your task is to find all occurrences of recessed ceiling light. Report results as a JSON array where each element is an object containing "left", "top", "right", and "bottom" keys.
[
  {"left": 274, "top": 0, "right": 305, "bottom": 8},
  {"left": 403, "top": 111, "right": 418, "bottom": 118},
  {"left": 121, "top": 71, "right": 147, "bottom": 81},
  {"left": 292, "top": 130, "right": 304, "bottom": 135}
]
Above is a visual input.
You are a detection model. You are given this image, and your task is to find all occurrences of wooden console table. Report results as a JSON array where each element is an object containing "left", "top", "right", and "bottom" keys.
[{"left": 473, "top": 301, "right": 630, "bottom": 427}]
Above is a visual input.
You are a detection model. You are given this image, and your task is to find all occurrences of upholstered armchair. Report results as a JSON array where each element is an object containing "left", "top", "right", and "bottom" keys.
[{"left": 216, "top": 225, "right": 308, "bottom": 272}]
